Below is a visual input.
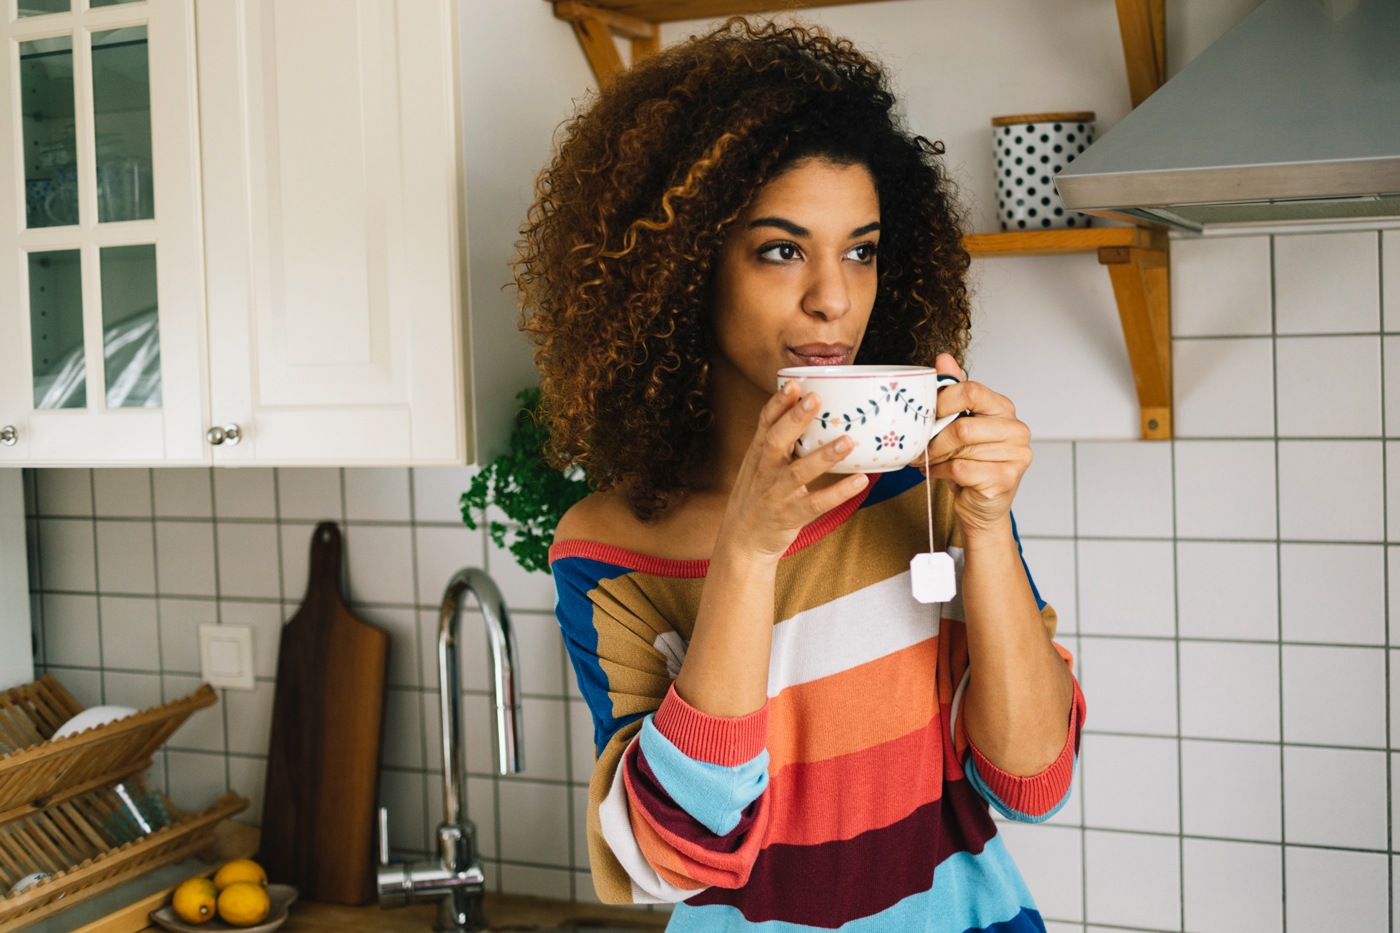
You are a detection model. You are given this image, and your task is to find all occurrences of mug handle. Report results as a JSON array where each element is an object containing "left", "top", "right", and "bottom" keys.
[{"left": 927, "top": 373, "right": 966, "bottom": 439}]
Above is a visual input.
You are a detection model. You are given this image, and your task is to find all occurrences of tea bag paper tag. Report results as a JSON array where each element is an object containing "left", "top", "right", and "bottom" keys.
[{"left": 910, "top": 551, "right": 956, "bottom": 604}]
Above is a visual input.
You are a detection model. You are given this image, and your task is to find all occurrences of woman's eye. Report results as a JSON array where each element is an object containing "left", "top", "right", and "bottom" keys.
[
  {"left": 758, "top": 242, "right": 801, "bottom": 263},
  {"left": 846, "top": 242, "right": 878, "bottom": 263}
]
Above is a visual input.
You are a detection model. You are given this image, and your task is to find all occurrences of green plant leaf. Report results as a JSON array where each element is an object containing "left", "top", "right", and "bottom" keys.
[{"left": 459, "top": 388, "right": 590, "bottom": 574}]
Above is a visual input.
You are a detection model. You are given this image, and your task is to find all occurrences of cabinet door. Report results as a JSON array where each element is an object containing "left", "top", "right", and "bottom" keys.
[
  {"left": 196, "top": 0, "right": 469, "bottom": 465},
  {"left": 0, "top": 0, "right": 206, "bottom": 465}
]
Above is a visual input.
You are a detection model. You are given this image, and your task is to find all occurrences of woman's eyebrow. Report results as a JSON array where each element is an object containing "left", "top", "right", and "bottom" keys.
[
  {"left": 747, "top": 216, "right": 809, "bottom": 237},
  {"left": 746, "top": 217, "right": 882, "bottom": 237}
]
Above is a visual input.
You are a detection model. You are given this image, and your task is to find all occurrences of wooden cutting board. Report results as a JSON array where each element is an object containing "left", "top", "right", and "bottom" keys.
[{"left": 260, "top": 522, "right": 389, "bottom": 905}]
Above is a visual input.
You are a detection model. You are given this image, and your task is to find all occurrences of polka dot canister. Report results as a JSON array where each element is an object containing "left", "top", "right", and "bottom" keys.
[{"left": 992, "top": 111, "right": 1095, "bottom": 231}]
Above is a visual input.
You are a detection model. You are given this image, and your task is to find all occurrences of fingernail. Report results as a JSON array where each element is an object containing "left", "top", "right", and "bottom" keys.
[
  {"left": 835, "top": 436, "right": 853, "bottom": 452},
  {"left": 802, "top": 395, "right": 818, "bottom": 411},
  {"left": 850, "top": 473, "right": 869, "bottom": 488}
]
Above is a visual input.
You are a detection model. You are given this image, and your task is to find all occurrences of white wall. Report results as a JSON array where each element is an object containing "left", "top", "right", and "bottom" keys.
[
  {"left": 0, "top": 469, "right": 33, "bottom": 689},
  {"left": 458, "top": 0, "right": 597, "bottom": 461}
]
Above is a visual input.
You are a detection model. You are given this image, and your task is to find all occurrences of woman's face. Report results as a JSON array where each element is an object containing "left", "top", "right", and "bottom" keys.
[{"left": 708, "top": 158, "right": 881, "bottom": 411}]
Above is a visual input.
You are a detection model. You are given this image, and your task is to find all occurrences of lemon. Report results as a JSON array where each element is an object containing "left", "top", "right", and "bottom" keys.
[
  {"left": 171, "top": 877, "right": 218, "bottom": 925},
  {"left": 212, "top": 858, "right": 267, "bottom": 890},
  {"left": 217, "top": 881, "right": 271, "bottom": 927}
]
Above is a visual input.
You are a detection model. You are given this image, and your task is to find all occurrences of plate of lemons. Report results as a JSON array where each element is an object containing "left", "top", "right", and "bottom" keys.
[{"left": 150, "top": 859, "right": 298, "bottom": 932}]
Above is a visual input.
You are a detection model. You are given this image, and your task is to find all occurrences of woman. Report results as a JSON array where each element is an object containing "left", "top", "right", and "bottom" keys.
[{"left": 517, "top": 19, "right": 1084, "bottom": 932}]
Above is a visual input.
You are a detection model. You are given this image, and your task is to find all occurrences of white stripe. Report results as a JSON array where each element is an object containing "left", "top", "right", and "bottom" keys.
[
  {"left": 597, "top": 737, "right": 699, "bottom": 904},
  {"left": 949, "top": 667, "right": 971, "bottom": 739},
  {"left": 766, "top": 572, "right": 943, "bottom": 696}
]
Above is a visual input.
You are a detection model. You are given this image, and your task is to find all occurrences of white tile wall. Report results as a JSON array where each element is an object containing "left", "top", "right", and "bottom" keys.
[
  {"left": 1173, "top": 336, "right": 1274, "bottom": 437},
  {"left": 1274, "top": 231, "right": 1381, "bottom": 335},
  {"left": 1275, "top": 335, "right": 1382, "bottom": 437},
  {"left": 20, "top": 228, "right": 1400, "bottom": 927}
]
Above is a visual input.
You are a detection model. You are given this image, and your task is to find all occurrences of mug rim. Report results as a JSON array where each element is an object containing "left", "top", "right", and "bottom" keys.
[{"left": 776, "top": 364, "right": 938, "bottom": 379}]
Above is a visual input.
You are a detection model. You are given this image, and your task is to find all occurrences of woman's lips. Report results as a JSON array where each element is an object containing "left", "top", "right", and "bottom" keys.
[{"left": 788, "top": 343, "right": 852, "bottom": 366}]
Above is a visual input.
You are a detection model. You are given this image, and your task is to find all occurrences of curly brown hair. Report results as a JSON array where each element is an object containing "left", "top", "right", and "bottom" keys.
[{"left": 515, "top": 18, "right": 971, "bottom": 521}]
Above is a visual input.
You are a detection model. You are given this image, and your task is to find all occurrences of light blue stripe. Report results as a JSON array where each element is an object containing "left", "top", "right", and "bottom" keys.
[
  {"left": 638, "top": 715, "right": 769, "bottom": 836},
  {"left": 666, "top": 834, "right": 1039, "bottom": 932},
  {"left": 966, "top": 755, "right": 1078, "bottom": 824}
]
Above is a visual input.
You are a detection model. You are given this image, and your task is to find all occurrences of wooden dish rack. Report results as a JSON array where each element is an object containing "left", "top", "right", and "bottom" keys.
[{"left": 0, "top": 675, "right": 249, "bottom": 931}]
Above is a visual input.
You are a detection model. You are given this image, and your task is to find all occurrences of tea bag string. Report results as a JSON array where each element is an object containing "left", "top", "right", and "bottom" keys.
[{"left": 923, "top": 445, "right": 935, "bottom": 554}]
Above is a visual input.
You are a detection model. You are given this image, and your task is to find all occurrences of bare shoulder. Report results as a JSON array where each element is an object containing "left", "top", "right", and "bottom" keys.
[
  {"left": 554, "top": 489, "right": 645, "bottom": 549},
  {"left": 554, "top": 488, "right": 722, "bottom": 561}
]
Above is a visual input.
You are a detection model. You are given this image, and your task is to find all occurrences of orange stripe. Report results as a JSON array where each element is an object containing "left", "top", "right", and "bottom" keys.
[
  {"left": 765, "top": 718, "right": 945, "bottom": 847},
  {"left": 767, "top": 638, "right": 940, "bottom": 770},
  {"left": 624, "top": 799, "right": 709, "bottom": 891}
]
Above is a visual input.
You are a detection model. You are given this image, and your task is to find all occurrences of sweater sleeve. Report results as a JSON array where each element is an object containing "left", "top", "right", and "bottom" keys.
[
  {"left": 940, "top": 502, "right": 1086, "bottom": 821},
  {"left": 964, "top": 648, "right": 1085, "bottom": 822},
  {"left": 551, "top": 552, "right": 772, "bottom": 905}
]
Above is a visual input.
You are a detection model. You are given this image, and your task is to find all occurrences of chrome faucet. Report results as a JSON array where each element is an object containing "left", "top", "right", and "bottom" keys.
[{"left": 377, "top": 567, "right": 524, "bottom": 932}]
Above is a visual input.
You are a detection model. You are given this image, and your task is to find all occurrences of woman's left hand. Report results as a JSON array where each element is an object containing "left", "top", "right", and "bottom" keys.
[{"left": 921, "top": 352, "right": 1033, "bottom": 537}]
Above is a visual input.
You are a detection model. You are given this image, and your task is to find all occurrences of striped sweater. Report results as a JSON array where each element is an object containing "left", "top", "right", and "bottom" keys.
[{"left": 549, "top": 467, "right": 1085, "bottom": 932}]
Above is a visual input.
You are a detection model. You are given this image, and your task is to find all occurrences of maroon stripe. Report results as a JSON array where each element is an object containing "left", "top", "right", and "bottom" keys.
[
  {"left": 627, "top": 741, "right": 760, "bottom": 853},
  {"left": 685, "top": 777, "right": 998, "bottom": 926}
]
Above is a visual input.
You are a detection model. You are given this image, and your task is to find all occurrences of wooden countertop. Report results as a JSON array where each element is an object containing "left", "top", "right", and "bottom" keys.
[{"left": 221, "top": 894, "right": 670, "bottom": 932}]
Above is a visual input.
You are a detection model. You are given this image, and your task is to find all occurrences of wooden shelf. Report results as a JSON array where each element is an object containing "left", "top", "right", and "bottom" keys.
[
  {"left": 547, "top": 0, "right": 1174, "bottom": 438},
  {"left": 964, "top": 226, "right": 1159, "bottom": 258},
  {"left": 555, "top": 0, "right": 899, "bottom": 23},
  {"left": 965, "top": 227, "right": 1172, "bottom": 440}
]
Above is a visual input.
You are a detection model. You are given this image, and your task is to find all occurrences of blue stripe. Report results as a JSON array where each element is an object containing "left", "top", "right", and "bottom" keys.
[
  {"left": 861, "top": 465, "right": 925, "bottom": 507},
  {"left": 667, "top": 834, "right": 1042, "bottom": 932},
  {"left": 551, "top": 555, "right": 645, "bottom": 752},
  {"left": 639, "top": 716, "right": 769, "bottom": 835},
  {"left": 966, "top": 754, "right": 1078, "bottom": 824},
  {"left": 1008, "top": 512, "right": 1046, "bottom": 612}
]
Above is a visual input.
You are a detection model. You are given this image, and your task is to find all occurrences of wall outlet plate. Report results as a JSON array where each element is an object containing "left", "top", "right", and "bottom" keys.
[{"left": 199, "top": 623, "right": 255, "bottom": 690}]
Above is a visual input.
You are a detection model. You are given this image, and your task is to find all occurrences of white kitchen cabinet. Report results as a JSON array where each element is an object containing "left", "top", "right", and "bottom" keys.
[
  {"left": 0, "top": 0, "right": 207, "bottom": 464},
  {"left": 1, "top": 0, "right": 475, "bottom": 467},
  {"left": 195, "top": 0, "right": 470, "bottom": 465}
]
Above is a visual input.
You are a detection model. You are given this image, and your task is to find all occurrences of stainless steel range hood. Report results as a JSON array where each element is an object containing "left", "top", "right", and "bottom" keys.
[{"left": 1055, "top": 0, "right": 1400, "bottom": 234}]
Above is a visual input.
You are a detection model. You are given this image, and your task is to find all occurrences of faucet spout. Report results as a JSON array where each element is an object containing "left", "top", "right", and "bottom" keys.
[
  {"left": 378, "top": 567, "right": 524, "bottom": 933},
  {"left": 439, "top": 567, "right": 524, "bottom": 822}
]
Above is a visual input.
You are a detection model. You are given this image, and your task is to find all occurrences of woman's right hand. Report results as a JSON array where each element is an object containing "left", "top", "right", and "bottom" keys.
[{"left": 717, "top": 380, "right": 871, "bottom": 562}]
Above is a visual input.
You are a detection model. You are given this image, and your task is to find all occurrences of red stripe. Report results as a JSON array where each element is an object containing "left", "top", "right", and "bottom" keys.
[
  {"left": 685, "top": 776, "right": 999, "bottom": 925},
  {"left": 653, "top": 684, "right": 768, "bottom": 767},
  {"left": 766, "top": 718, "right": 943, "bottom": 847}
]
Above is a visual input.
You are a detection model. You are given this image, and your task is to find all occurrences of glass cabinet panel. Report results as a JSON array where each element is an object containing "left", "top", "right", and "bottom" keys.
[
  {"left": 28, "top": 250, "right": 85, "bottom": 410},
  {"left": 100, "top": 244, "right": 161, "bottom": 408},
  {"left": 93, "top": 26, "right": 153, "bottom": 223},
  {"left": 18, "top": 0, "right": 70, "bottom": 18},
  {"left": 20, "top": 36, "right": 78, "bottom": 229}
]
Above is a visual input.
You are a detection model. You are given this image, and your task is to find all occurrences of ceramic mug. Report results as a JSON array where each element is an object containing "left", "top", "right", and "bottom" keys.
[{"left": 776, "top": 365, "right": 962, "bottom": 474}]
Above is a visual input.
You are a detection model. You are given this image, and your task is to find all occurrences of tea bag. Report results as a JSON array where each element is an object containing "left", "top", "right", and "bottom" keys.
[
  {"left": 911, "top": 447, "right": 956, "bottom": 604},
  {"left": 911, "top": 551, "right": 956, "bottom": 604}
]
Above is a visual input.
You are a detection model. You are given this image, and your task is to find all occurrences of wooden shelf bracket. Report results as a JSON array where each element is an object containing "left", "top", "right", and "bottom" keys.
[
  {"left": 1099, "top": 235, "right": 1171, "bottom": 439},
  {"left": 554, "top": 1, "right": 659, "bottom": 88}
]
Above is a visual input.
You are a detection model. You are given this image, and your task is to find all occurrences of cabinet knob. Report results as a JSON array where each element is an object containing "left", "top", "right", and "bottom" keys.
[
  {"left": 0, "top": 425, "right": 16, "bottom": 446},
  {"left": 206, "top": 423, "right": 243, "bottom": 447}
]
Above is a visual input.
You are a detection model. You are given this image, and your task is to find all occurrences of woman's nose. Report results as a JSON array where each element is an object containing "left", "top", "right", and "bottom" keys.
[{"left": 801, "top": 258, "right": 852, "bottom": 320}]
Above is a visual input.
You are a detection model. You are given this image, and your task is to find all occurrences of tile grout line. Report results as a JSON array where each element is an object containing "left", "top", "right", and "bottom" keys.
[
  {"left": 1270, "top": 234, "right": 1289, "bottom": 932},
  {"left": 405, "top": 468, "right": 435, "bottom": 857},
  {"left": 1170, "top": 425, "right": 1185, "bottom": 931},
  {"left": 1379, "top": 228, "right": 1393, "bottom": 933},
  {"left": 146, "top": 467, "right": 172, "bottom": 795},
  {"left": 1072, "top": 440, "right": 1087, "bottom": 930}
]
